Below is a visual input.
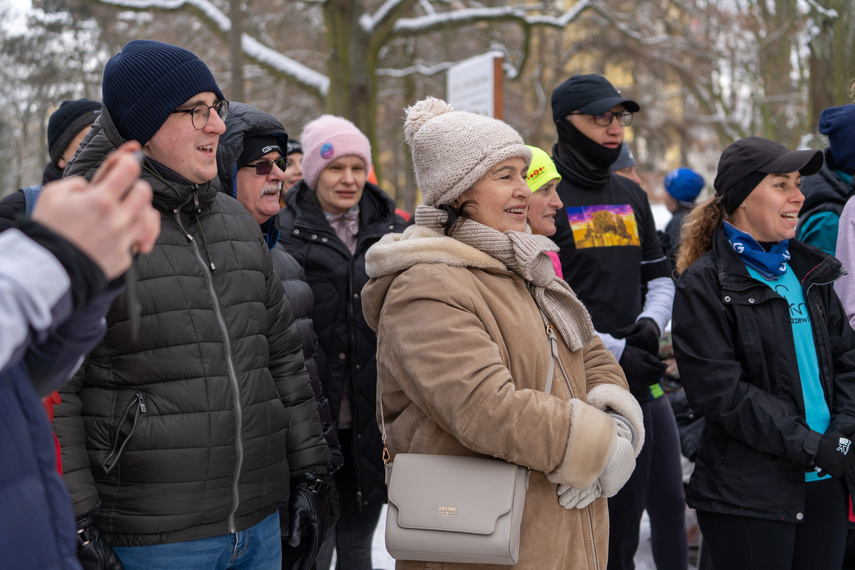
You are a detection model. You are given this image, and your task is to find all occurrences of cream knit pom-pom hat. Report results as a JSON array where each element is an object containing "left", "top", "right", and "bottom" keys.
[{"left": 404, "top": 97, "right": 532, "bottom": 207}]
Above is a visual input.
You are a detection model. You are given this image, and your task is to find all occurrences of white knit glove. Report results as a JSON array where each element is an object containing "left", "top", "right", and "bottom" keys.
[
  {"left": 598, "top": 417, "right": 636, "bottom": 497},
  {"left": 557, "top": 480, "right": 603, "bottom": 509}
]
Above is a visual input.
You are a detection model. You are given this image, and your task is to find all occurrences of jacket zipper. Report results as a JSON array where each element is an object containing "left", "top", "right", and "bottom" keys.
[
  {"left": 586, "top": 507, "right": 600, "bottom": 569},
  {"left": 174, "top": 205, "right": 245, "bottom": 534},
  {"left": 346, "top": 253, "right": 366, "bottom": 510},
  {"left": 103, "top": 392, "right": 147, "bottom": 474}
]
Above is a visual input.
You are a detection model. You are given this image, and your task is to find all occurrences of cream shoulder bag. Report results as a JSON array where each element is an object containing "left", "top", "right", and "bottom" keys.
[{"left": 383, "top": 451, "right": 529, "bottom": 565}]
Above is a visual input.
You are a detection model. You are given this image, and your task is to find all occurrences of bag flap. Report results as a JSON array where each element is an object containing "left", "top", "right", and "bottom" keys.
[{"left": 387, "top": 454, "right": 521, "bottom": 535}]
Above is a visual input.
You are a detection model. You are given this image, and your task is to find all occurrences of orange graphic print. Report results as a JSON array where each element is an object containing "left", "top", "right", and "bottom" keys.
[{"left": 566, "top": 204, "right": 640, "bottom": 249}]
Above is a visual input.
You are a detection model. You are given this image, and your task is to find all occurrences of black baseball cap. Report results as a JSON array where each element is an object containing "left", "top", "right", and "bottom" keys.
[
  {"left": 551, "top": 74, "right": 640, "bottom": 121},
  {"left": 714, "top": 137, "right": 823, "bottom": 212}
]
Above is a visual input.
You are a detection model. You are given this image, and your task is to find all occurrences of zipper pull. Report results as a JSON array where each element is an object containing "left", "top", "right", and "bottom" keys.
[
  {"left": 137, "top": 392, "right": 147, "bottom": 413},
  {"left": 193, "top": 190, "right": 201, "bottom": 213}
]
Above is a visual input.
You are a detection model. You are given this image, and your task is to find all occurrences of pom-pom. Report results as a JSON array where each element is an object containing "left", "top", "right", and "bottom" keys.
[{"left": 404, "top": 97, "right": 454, "bottom": 146}]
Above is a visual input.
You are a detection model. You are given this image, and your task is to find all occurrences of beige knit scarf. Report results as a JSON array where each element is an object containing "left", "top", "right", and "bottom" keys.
[{"left": 414, "top": 204, "right": 596, "bottom": 351}]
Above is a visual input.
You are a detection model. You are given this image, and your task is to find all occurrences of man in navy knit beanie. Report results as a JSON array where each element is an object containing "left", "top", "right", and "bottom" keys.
[{"left": 53, "top": 39, "right": 330, "bottom": 570}]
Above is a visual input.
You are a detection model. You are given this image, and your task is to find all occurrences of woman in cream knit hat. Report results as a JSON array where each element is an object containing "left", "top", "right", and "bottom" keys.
[{"left": 361, "top": 97, "right": 643, "bottom": 569}]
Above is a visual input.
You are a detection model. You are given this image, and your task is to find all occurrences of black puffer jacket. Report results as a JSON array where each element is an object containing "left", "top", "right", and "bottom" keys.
[
  {"left": 672, "top": 226, "right": 855, "bottom": 522},
  {"left": 279, "top": 180, "right": 406, "bottom": 508},
  {"left": 217, "top": 102, "right": 342, "bottom": 471},
  {"left": 52, "top": 107, "right": 330, "bottom": 547}
]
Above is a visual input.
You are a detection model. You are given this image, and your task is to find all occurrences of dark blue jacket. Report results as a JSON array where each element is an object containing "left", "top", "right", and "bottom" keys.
[{"left": 0, "top": 224, "right": 114, "bottom": 569}]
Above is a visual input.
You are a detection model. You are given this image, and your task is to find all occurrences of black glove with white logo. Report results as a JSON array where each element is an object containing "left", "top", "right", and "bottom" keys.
[{"left": 814, "top": 431, "right": 855, "bottom": 477}]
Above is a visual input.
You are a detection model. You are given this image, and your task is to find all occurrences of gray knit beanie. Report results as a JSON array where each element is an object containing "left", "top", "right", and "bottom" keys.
[{"left": 404, "top": 97, "right": 531, "bottom": 207}]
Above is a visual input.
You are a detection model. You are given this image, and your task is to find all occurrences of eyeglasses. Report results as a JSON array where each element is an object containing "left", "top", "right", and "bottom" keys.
[
  {"left": 172, "top": 99, "right": 230, "bottom": 130},
  {"left": 569, "top": 110, "right": 633, "bottom": 127},
  {"left": 243, "top": 157, "right": 288, "bottom": 176}
]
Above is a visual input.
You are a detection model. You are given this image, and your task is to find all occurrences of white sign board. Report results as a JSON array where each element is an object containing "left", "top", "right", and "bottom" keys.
[{"left": 447, "top": 52, "right": 504, "bottom": 118}]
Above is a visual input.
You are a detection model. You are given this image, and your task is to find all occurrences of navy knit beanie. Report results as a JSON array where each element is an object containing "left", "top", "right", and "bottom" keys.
[
  {"left": 102, "top": 40, "right": 224, "bottom": 145},
  {"left": 47, "top": 98, "right": 101, "bottom": 166},
  {"left": 819, "top": 103, "right": 855, "bottom": 174}
]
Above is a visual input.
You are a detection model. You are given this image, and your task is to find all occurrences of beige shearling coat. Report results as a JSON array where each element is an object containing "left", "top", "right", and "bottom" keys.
[{"left": 362, "top": 225, "right": 643, "bottom": 570}]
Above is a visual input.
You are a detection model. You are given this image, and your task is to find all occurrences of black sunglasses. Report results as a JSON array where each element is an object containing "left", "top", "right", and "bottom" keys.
[{"left": 243, "top": 157, "right": 288, "bottom": 176}]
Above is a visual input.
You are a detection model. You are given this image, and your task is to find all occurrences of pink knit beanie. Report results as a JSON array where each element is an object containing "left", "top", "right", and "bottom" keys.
[{"left": 300, "top": 115, "right": 372, "bottom": 189}]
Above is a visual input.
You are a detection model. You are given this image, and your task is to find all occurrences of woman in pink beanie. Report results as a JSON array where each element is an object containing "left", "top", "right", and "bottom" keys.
[{"left": 278, "top": 114, "right": 408, "bottom": 570}]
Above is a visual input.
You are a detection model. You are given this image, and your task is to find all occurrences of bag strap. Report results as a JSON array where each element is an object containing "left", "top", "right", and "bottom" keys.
[{"left": 539, "top": 309, "right": 574, "bottom": 399}]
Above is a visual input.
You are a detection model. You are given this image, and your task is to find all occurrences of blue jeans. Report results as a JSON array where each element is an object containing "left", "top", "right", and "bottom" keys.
[{"left": 113, "top": 512, "right": 281, "bottom": 570}]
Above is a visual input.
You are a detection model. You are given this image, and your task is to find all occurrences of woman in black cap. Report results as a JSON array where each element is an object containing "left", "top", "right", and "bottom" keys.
[{"left": 672, "top": 136, "right": 855, "bottom": 569}]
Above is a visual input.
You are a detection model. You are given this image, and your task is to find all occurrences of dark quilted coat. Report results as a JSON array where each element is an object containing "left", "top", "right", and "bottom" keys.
[
  {"left": 278, "top": 180, "right": 406, "bottom": 508},
  {"left": 216, "top": 102, "right": 341, "bottom": 471},
  {"left": 52, "top": 107, "right": 329, "bottom": 547}
]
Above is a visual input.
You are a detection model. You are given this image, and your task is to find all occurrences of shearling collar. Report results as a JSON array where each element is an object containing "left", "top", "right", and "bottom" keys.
[{"left": 365, "top": 224, "right": 506, "bottom": 279}]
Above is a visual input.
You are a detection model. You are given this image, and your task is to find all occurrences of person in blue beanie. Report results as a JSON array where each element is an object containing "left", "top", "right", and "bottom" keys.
[
  {"left": 795, "top": 103, "right": 855, "bottom": 255},
  {"left": 662, "top": 167, "right": 705, "bottom": 261},
  {"left": 52, "top": 40, "right": 329, "bottom": 570}
]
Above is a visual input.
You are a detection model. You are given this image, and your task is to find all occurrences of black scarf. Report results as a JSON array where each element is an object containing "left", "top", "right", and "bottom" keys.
[{"left": 551, "top": 119, "right": 622, "bottom": 189}]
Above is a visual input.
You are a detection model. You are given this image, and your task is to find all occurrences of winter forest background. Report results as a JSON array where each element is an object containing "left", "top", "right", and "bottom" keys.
[{"left": 1, "top": 0, "right": 853, "bottom": 209}]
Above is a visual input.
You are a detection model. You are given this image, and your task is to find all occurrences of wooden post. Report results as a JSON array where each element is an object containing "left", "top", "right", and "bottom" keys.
[{"left": 493, "top": 56, "right": 504, "bottom": 120}]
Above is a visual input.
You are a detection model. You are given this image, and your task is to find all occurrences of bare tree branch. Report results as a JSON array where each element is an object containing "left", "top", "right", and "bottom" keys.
[{"left": 90, "top": 0, "right": 329, "bottom": 97}]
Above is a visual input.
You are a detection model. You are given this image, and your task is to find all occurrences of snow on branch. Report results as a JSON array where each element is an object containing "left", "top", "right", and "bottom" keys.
[
  {"left": 376, "top": 61, "right": 455, "bottom": 77},
  {"left": 361, "top": 0, "right": 410, "bottom": 31},
  {"left": 803, "top": 0, "right": 837, "bottom": 19},
  {"left": 91, "top": 0, "right": 329, "bottom": 96},
  {"left": 391, "top": 0, "right": 593, "bottom": 34}
]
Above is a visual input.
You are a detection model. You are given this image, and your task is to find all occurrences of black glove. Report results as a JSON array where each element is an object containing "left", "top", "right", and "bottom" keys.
[
  {"left": 282, "top": 472, "right": 338, "bottom": 570},
  {"left": 613, "top": 318, "right": 661, "bottom": 356},
  {"left": 76, "top": 502, "right": 124, "bottom": 570},
  {"left": 814, "top": 432, "right": 855, "bottom": 477},
  {"left": 619, "top": 345, "right": 668, "bottom": 400}
]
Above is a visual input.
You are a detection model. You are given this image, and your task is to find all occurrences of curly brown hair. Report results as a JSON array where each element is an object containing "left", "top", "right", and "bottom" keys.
[{"left": 675, "top": 196, "right": 728, "bottom": 274}]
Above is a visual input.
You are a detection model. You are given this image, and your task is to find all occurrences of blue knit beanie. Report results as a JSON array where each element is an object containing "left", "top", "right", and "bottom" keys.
[
  {"left": 102, "top": 40, "right": 224, "bottom": 145},
  {"left": 664, "top": 167, "right": 705, "bottom": 205},
  {"left": 819, "top": 103, "right": 855, "bottom": 174}
]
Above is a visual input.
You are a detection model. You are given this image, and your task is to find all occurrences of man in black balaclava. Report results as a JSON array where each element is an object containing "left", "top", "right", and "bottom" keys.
[{"left": 549, "top": 74, "right": 688, "bottom": 570}]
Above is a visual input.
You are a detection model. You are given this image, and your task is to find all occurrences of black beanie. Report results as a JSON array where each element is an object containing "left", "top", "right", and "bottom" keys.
[
  {"left": 102, "top": 40, "right": 225, "bottom": 145},
  {"left": 286, "top": 139, "right": 302, "bottom": 156},
  {"left": 237, "top": 135, "right": 283, "bottom": 169},
  {"left": 47, "top": 98, "right": 101, "bottom": 166}
]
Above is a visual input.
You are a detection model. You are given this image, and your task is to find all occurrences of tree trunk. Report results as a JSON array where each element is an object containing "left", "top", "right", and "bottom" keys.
[{"left": 809, "top": 0, "right": 855, "bottom": 131}]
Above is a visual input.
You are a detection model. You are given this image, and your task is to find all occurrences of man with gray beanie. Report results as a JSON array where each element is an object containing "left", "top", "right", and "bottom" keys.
[
  {"left": 611, "top": 141, "right": 642, "bottom": 186},
  {"left": 52, "top": 39, "right": 329, "bottom": 569},
  {"left": 549, "top": 74, "right": 688, "bottom": 570}
]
